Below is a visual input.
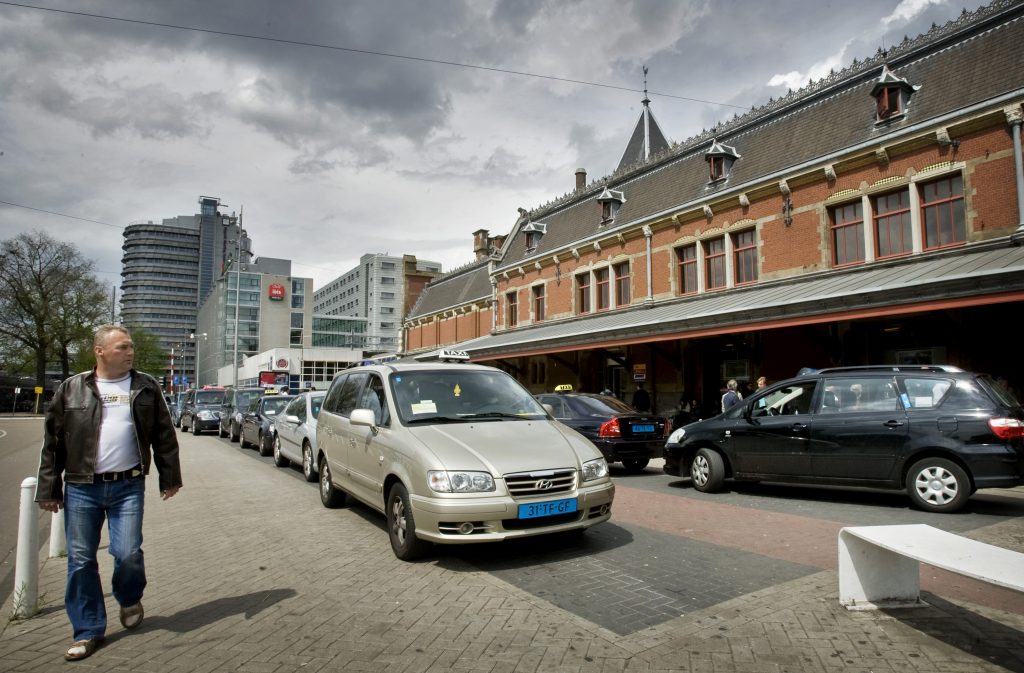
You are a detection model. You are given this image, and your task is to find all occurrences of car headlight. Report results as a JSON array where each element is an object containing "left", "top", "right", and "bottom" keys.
[
  {"left": 197, "top": 410, "right": 216, "bottom": 420},
  {"left": 667, "top": 427, "right": 686, "bottom": 444},
  {"left": 428, "top": 470, "right": 495, "bottom": 493},
  {"left": 581, "top": 457, "right": 609, "bottom": 481}
]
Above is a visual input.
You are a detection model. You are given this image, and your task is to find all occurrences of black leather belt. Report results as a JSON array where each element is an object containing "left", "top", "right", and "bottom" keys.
[{"left": 96, "top": 466, "right": 143, "bottom": 482}]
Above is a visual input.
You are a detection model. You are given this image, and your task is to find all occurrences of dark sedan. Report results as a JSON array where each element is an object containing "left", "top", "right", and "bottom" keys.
[
  {"left": 240, "top": 394, "right": 296, "bottom": 456},
  {"left": 535, "top": 387, "right": 668, "bottom": 473}
]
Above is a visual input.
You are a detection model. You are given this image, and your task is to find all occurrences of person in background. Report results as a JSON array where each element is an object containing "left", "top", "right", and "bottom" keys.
[
  {"left": 721, "top": 379, "right": 743, "bottom": 412},
  {"left": 36, "top": 325, "right": 183, "bottom": 661},
  {"left": 631, "top": 382, "right": 651, "bottom": 412},
  {"left": 757, "top": 376, "right": 767, "bottom": 390}
]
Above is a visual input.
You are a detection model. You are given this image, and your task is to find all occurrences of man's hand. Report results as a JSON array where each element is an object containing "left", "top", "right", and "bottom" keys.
[
  {"left": 161, "top": 486, "right": 181, "bottom": 501},
  {"left": 38, "top": 500, "right": 62, "bottom": 513}
]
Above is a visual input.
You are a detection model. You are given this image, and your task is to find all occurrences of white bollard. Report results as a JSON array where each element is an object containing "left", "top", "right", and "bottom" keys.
[
  {"left": 49, "top": 508, "right": 66, "bottom": 558},
  {"left": 13, "top": 477, "right": 39, "bottom": 619}
]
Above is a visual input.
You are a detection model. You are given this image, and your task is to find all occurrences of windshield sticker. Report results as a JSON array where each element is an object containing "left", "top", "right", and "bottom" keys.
[{"left": 411, "top": 401, "right": 437, "bottom": 414}]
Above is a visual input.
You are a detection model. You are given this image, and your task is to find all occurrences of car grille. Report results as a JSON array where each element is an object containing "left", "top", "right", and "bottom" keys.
[{"left": 504, "top": 468, "right": 577, "bottom": 498}]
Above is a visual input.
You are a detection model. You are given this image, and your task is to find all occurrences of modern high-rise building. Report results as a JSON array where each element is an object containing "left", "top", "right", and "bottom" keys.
[
  {"left": 120, "top": 196, "right": 249, "bottom": 385},
  {"left": 313, "top": 253, "right": 441, "bottom": 354}
]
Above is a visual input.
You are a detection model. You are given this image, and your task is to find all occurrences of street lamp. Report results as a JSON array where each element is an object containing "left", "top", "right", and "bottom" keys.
[{"left": 190, "top": 332, "right": 207, "bottom": 387}]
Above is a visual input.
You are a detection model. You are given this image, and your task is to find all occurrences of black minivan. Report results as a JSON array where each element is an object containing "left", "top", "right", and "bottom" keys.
[{"left": 663, "top": 365, "right": 1024, "bottom": 512}]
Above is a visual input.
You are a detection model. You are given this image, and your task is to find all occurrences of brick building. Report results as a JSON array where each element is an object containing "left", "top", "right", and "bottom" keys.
[{"left": 405, "top": 0, "right": 1024, "bottom": 416}]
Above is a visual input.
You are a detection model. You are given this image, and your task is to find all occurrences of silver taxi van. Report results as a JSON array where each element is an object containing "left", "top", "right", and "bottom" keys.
[{"left": 316, "top": 350, "right": 615, "bottom": 560}]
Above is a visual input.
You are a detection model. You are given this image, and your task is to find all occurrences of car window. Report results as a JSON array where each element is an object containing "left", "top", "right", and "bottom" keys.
[
  {"left": 309, "top": 393, "right": 325, "bottom": 418},
  {"left": 284, "top": 396, "right": 304, "bottom": 418},
  {"left": 900, "top": 376, "right": 959, "bottom": 409},
  {"left": 389, "top": 369, "right": 546, "bottom": 424},
  {"left": 263, "top": 397, "right": 292, "bottom": 415},
  {"left": 750, "top": 381, "right": 818, "bottom": 417},
  {"left": 323, "top": 374, "right": 347, "bottom": 414},
  {"left": 235, "top": 390, "right": 260, "bottom": 408},
  {"left": 536, "top": 395, "right": 565, "bottom": 418},
  {"left": 246, "top": 399, "right": 260, "bottom": 413},
  {"left": 196, "top": 390, "right": 225, "bottom": 404},
  {"left": 819, "top": 377, "right": 900, "bottom": 413},
  {"left": 358, "top": 375, "right": 390, "bottom": 426},
  {"left": 977, "top": 375, "right": 1019, "bottom": 408},
  {"left": 337, "top": 372, "right": 369, "bottom": 417}
]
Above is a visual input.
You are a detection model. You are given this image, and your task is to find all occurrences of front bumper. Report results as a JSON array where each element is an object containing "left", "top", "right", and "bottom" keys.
[{"left": 409, "top": 480, "right": 615, "bottom": 544}]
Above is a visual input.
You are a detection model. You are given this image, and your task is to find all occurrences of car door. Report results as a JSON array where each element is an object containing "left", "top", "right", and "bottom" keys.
[
  {"left": 809, "top": 376, "right": 908, "bottom": 482},
  {"left": 277, "top": 395, "right": 306, "bottom": 462},
  {"left": 329, "top": 372, "right": 372, "bottom": 500},
  {"left": 346, "top": 373, "right": 391, "bottom": 504},
  {"left": 727, "top": 380, "right": 818, "bottom": 477}
]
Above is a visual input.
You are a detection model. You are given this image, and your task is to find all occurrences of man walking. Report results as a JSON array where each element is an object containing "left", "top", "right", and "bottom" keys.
[{"left": 36, "top": 325, "right": 183, "bottom": 661}]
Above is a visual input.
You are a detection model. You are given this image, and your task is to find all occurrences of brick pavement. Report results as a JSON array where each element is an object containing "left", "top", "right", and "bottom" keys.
[{"left": 1, "top": 433, "right": 1022, "bottom": 672}]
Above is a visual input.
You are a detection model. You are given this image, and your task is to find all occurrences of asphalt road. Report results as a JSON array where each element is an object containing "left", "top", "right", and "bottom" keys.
[{"left": 0, "top": 417, "right": 49, "bottom": 609}]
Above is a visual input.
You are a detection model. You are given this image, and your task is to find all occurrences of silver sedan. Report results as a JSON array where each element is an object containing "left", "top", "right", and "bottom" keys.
[{"left": 273, "top": 391, "right": 326, "bottom": 482}]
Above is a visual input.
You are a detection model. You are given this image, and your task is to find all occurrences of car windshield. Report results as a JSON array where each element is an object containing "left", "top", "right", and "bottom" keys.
[
  {"left": 310, "top": 393, "right": 325, "bottom": 418},
  {"left": 390, "top": 369, "right": 547, "bottom": 425},
  {"left": 263, "top": 397, "right": 292, "bottom": 415},
  {"left": 564, "top": 395, "right": 637, "bottom": 417},
  {"left": 235, "top": 391, "right": 260, "bottom": 408},
  {"left": 195, "top": 390, "right": 225, "bottom": 404}
]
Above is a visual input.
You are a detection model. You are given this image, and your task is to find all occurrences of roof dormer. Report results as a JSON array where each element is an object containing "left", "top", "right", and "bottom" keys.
[
  {"left": 521, "top": 221, "right": 547, "bottom": 251},
  {"left": 596, "top": 188, "right": 626, "bottom": 224},
  {"left": 871, "top": 64, "right": 918, "bottom": 123},
  {"left": 705, "top": 138, "right": 740, "bottom": 183}
]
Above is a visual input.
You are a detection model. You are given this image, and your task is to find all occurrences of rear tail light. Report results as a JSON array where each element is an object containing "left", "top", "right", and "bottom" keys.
[
  {"left": 989, "top": 417, "right": 1024, "bottom": 440},
  {"left": 598, "top": 418, "right": 621, "bottom": 438}
]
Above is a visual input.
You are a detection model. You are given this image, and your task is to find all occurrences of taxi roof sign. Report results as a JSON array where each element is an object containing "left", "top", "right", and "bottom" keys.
[
  {"left": 554, "top": 384, "right": 574, "bottom": 392},
  {"left": 437, "top": 349, "right": 470, "bottom": 362}
]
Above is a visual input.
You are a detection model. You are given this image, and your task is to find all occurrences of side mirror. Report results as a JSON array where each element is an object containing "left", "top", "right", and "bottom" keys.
[
  {"left": 541, "top": 403, "right": 554, "bottom": 415},
  {"left": 285, "top": 414, "right": 300, "bottom": 423},
  {"left": 350, "top": 408, "right": 378, "bottom": 434}
]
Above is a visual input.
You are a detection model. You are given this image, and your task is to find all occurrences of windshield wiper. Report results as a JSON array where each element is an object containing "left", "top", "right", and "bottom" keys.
[
  {"left": 404, "top": 415, "right": 468, "bottom": 424},
  {"left": 459, "top": 412, "right": 529, "bottom": 420}
]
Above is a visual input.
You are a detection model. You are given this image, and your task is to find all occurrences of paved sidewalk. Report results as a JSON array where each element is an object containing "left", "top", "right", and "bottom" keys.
[{"left": 2, "top": 435, "right": 1023, "bottom": 672}]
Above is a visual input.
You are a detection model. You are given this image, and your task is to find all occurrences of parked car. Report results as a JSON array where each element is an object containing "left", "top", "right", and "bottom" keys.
[
  {"left": 663, "top": 365, "right": 1024, "bottom": 513},
  {"left": 535, "top": 385, "right": 667, "bottom": 473},
  {"left": 315, "top": 350, "right": 615, "bottom": 560},
  {"left": 240, "top": 393, "right": 296, "bottom": 456},
  {"left": 219, "top": 386, "right": 265, "bottom": 442},
  {"left": 273, "top": 391, "right": 326, "bottom": 481},
  {"left": 179, "top": 387, "right": 227, "bottom": 435},
  {"left": 170, "top": 391, "right": 185, "bottom": 427}
]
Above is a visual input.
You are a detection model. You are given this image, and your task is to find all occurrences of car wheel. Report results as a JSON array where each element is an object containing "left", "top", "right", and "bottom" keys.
[
  {"left": 621, "top": 458, "right": 650, "bottom": 473},
  {"left": 239, "top": 430, "right": 251, "bottom": 449},
  {"left": 387, "top": 483, "right": 430, "bottom": 561},
  {"left": 257, "top": 432, "right": 272, "bottom": 457},
  {"left": 230, "top": 422, "right": 240, "bottom": 443},
  {"left": 272, "top": 434, "right": 289, "bottom": 467},
  {"left": 319, "top": 457, "right": 345, "bottom": 508},
  {"left": 690, "top": 448, "right": 725, "bottom": 492},
  {"left": 192, "top": 421, "right": 201, "bottom": 436},
  {"left": 180, "top": 417, "right": 188, "bottom": 433},
  {"left": 907, "top": 458, "right": 970, "bottom": 513},
  {"left": 218, "top": 423, "right": 228, "bottom": 438},
  {"left": 301, "top": 442, "right": 317, "bottom": 482}
]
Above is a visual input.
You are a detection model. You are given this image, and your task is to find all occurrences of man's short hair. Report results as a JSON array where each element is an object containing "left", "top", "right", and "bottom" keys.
[
  {"left": 94, "top": 324, "right": 131, "bottom": 348},
  {"left": 727, "top": 379, "right": 738, "bottom": 390}
]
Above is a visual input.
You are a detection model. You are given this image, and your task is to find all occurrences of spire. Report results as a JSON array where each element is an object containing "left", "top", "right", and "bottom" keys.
[{"left": 616, "top": 66, "right": 670, "bottom": 173}]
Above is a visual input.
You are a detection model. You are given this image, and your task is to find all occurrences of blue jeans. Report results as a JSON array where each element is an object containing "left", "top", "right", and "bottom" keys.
[{"left": 64, "top": 477, "right": 147, "bottom": 641}]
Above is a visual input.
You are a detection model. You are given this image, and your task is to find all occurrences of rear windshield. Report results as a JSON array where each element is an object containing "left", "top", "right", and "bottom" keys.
[
  {"left": 564, "top": 395, "right": 637, "bottom": 417},
  {"left": 195, "top": 390, "right": 225, "bottom": 405},
  {"left": 234, "top": 390, "right": 261, "bottom": 408},
  {"left": 263, "top": 397, "right": 293, "bottom": 415}
]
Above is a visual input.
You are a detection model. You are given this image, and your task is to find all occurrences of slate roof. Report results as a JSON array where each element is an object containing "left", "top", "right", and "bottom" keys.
[
  {"left": 406, "top": 260, "right": 492, "bottom": 319},
  {"left": 496, "top": 1, "right": 1024, "bottom": 270},
  {"left": 451, "top": 242, "right": 1024, "bottom": 360},
  {"left": 615, "top": 97, "right": 672, "bottom": 173}
]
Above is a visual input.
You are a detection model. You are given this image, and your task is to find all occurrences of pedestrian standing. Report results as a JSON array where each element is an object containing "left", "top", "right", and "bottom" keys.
[
  {"left": 36, "top": 325, "right": 183, "bottom": 661},
  {"left": 721, "top": 379, "right": 744, "bottom": 412},
  {"left": 631, "top": 383, "right": 651, "bottom": 412}
]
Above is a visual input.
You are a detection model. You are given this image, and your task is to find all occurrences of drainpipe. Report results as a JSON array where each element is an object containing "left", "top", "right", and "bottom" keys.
[
  {"left": 1008, "top": 105, "right": 1024, "bottom": 245},
  {"left": 643, "top": 225, "right": 654, "bottom": 304}
]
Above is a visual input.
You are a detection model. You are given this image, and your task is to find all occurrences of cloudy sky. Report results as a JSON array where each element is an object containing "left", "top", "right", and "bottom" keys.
[{"left": 0, "top": 0, "right": 992, "bottom": 294}]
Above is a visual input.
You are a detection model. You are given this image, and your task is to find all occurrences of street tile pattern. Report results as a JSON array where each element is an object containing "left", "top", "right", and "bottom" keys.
[{"left": 2, "top": 429, "right": 1022, "bottom": 672}]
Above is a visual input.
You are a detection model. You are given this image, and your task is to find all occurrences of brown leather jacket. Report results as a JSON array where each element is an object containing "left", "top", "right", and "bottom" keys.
[{"left": 36, "top": 369, "right": 183, "bottom": 501}]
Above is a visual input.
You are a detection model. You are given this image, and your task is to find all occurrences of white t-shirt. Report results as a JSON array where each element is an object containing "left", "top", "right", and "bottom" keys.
[{"left": 94, "top": 374, "right": 139, "bottom": 473}]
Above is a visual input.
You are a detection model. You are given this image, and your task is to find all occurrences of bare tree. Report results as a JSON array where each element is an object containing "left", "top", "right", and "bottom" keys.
[{"left": 0, "top": 231, "right": 107, "bottom": 389}]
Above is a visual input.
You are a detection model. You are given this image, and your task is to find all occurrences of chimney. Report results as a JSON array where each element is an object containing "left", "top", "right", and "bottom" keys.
[
  {"left": 473, "top": 229, "right": 491, "bottom": 260},
  {"left": 575, "top": 168, "right": 587, "bottom": 191}
]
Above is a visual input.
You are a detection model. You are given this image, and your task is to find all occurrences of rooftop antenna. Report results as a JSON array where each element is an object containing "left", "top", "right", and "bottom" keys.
[{"left": 642, "top": 65, "right": 651, "bottom": 160}]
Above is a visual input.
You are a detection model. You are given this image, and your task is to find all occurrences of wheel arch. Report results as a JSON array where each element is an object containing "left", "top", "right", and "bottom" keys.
[{"left": 900, "top": 449, "right": 976, "bottom": 492}]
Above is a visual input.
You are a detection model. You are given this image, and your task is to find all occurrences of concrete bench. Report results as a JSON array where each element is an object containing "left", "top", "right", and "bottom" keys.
[{"left": 838, "top": 524, "right": 1024, "bottom": 610}]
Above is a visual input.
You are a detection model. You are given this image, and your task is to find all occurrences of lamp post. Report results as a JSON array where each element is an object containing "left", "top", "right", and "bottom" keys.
[{"left": 190, "top": 332, "right": 207, "bottom": 387}]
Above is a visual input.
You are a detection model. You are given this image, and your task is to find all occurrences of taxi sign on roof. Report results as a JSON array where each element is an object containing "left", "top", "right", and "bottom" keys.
[
  {"left": 554, "top": 384, "right": 574, "bottom": 392},
  {"left": 438, "top": 349, "right": 470, "bottom": 362}
]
